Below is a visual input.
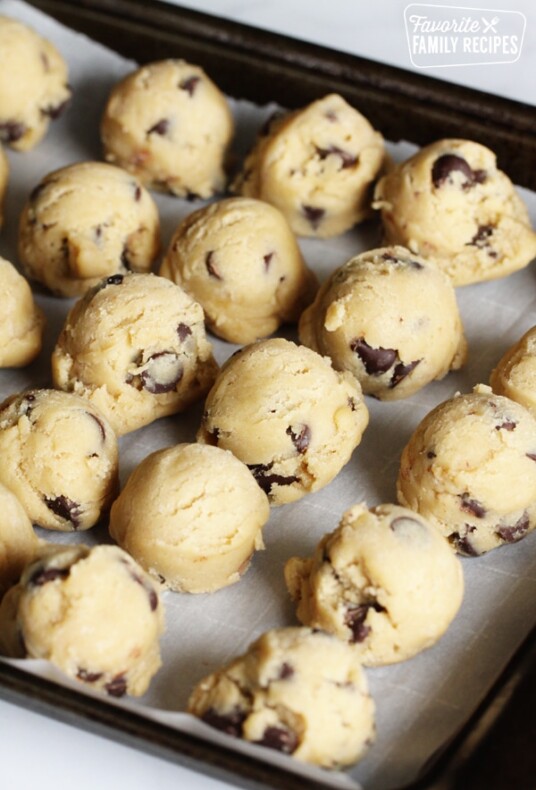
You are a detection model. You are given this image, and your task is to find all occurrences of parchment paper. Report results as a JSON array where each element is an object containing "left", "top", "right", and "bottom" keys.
[{"left": 1, "top": 2, "right": 535, "bottom": 788}]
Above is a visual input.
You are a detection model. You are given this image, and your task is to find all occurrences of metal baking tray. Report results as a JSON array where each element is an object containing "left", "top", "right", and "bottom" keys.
[{"left": 1, "top": 2, "right": 536, "bottom": 788}]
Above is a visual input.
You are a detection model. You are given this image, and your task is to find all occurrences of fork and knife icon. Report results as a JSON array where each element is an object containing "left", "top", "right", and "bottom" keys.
[{"left": 481, "top": 16, "right": 500, "bottom": 33}]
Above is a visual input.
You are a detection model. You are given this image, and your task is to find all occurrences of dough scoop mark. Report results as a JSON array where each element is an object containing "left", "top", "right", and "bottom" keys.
[
  {"left": 177, "top": 322, "right": 192, "bottom": 341},
  {"left": 41, "top": 97, "right": 69, "bottom": 120},
  {"left": 315, "top": 144, "right": 357, "bottom": 169},
  {"left": 286, "top": 424, "right": 311, "bottom": 454},
  {"left": 459, "top": 493, "right": 486, "bottom": 519},
  {"left": 179, "top": 75, "right": 201, "bottom": 96},
  {"left": 147, "top": 118, "right": 170, "bottom": 136},
  {"left": 390, "top": 359, "right": 421, "bottom": 389},
  {"left": 86, "top": 411, "right": 106, "bottom": 442},
  {"left": 139, "top": 351, "right": 184, "bottom": 394},
  {"left": 205, "top": 251, "right": 222, "bottom": 280},
  {"left": 29, "top": 566, "right": 70, "bottom": 586},
  {"left": 390, "top": 515, "right": 424, "bottom": 533},
  {"left": 431, "top": 154, "right": 487, "bottom": 190},
  {"left": 0, "top": 120, "right": 26, "bottom": 143},
  {"left": 345, "top": 603, "right": 385, "bottom": 644},
  {"left": 254, "top": 726, "right": 299, "bottom": 755},
  {"left": 350, "top": 338, "right": 397, "bottom": 375},
  {"left": 77, "top": 668, "right": 104, "bottom": 683},
  {"left": 201, "top": 707, "right": 247, "bottom": 737},
  {"left": 263, "top": 252, "right": 274, "bottom": 271},
  {"left": 44, "top": 495, "right": 82, "bottom": 528},
  {"left": 496, "top": 512, "right": 530, "bottom": 543},
  {"left": 247, "top": 462, "right": 299, "bottom": 495},
  {"left": 104, "top": 673, "right": 128, "bottom": 698},
  {"left": 302, "top": 204, "right": 325, "bottom": 230}
]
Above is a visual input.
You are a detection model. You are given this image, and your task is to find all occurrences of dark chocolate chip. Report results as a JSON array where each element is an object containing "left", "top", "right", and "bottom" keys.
[
  {"left": 29, "top": 566, "right": 70, "bottom": 586},
  {"left": 263, "top": 252, "right": 274, "bottom": 271},
  {"left": 302, "top": 204, "right": 325, "bottom": 229},
  {"left": 205, "top": 251, "right": 222, "bottom": 280},
  {"left": 495, "top": 420, "right": 516, "bottom": 431},
  {"left": 204, "top": 426, "right": 220, "bottom": 446},
  {"left": 177, "top": 323, "right": 192, "bottom": 341},
  {"left": 348, "top": 397, "right": 358, "bottom": 412},
  {"left": 469, "top": 224, "right": 494, "bottom": 248},
  {"left": 185, "top": 191, "right": 201, "bottom": 202},
  {"left": 201, "top": 707, "right": 246, "bottom": 737},
  {"left": 147, "top": 118, "right": 169, "bottom": 136},
  {"left": 431, "top": 154, "right": 474, "bottom": 188},
  {"left": 77, "top": 668, "right": 103, "bottom": 683},
  {"left": 140, "top": 352, "right": 183, "bottom": 394},
  {"left": 106, "top": 274, "right": 124, "bottom": 286},
  {"left": 278, "top": 662, "right": 294, "bottom": 680},
  {"left": 496, "top": 512, "right": 530, "bottom": 543},
  {"left": 133, "top": 184, "right": 142, "bottom": 201},
  {"left": 427, "top": 450, "right": 437, "bottom": 459},
  {"left": 87, "top": 411, "right": 106, "bottom": 441},
  {"left": 345, "top": 603, "right": 385, "bottom": 643},
  {"left": 472, "top": 169, "right": 487, "bottom": 184},
  {"left": 526, "top": 453, "right": 536, "bottom": 462},
  {"left": 247, "top": 463, "right": 298, "bottom": 495},
  {"left": 128, "top": 568, "right": 158, "bottom": 611},
  {"left": 41, "top": 98, "right": 69, "bottom": 120},
  {"left": 254, "top": 726, "right": 298, "bottom": 755},
  {"left": 390, "top": 359, "right": 421, "bottom": 388},
  {"left": 179, "top": 75, "right": 201, "bottom": 96},
  {"left": 0, "top": 121, "right": 26, "bottom": 143},
  {"left": 315, "top": 145, "right": 357, "bottom": 169},
  {"left": 105, "top": 674, "right": 128, "bottom": 698},
  {"left": 459, "top": 493, "right": 486, "bottom": 518},
  {"left": 44, "top": 495, "right": 82, "bottom": 528},
  {"left": 286, "top": 424, "right": 311, "bottom": 454},
  {"left": 350, "top": 337, "right": 397, "bottom": 375},
  {"left": 449, "top": 530, "right": 479, "bottom": 556}
]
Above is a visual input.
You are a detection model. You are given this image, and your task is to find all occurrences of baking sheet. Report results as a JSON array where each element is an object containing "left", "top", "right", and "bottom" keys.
[{"left": 1, "top": 1, "right": 536, "bottom": 788}]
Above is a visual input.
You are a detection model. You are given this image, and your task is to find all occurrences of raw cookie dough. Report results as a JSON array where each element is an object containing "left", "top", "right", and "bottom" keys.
[
  {"left": 373, "top": 139, "right": 536, "bottom": 285},
  {"left": 0, "top": 16, "right": 71, "bottom": 151},
  {"left": 160, "top": 197, "right": 318, "bottom": 344},
  {"left": 285, "top": 503, "right": 463, "bottom": 665},
  {"left": 232, "top": 94, "right": 385, "bottom": 238},
  {"left": 109, "top": 443, "right": 269, "bottom": 593},
  {"left": 197, "top": 338, "right": 369, "bottom": 505},
  {"left": 0, "top": 482, "right": 40, "bottom": 599},
  {"left": 0, "top": 256, "right": 45, "bottom": 367},
  {"left": 397, "top": 384, "right": 536, "bottom": 555},
  {"left": 0, "top": 389, "right": 118, "bottom": 532},
  {"left": 188, "top": 627, "right": 375, "bottom": 769},
  {"left": 0, "top": 543, "right": 164, "bottom": 697},
  {"left": 101, "top": 59, "right": 234, "bottom": 198},
  {"left": 490, "top": 326, "right": 536, "bottom": 419},
  {"left": 52, "top": 272, "right": 218, "bottom": 436},
  {"left": 18, "top": 162, "right": 160, "bottom": 298},
  {"left": 299, "top": 246, "right": 467, "bottom": 400},
  {"left": 0, "top": 145, "right": 7, "bottom": 226}
]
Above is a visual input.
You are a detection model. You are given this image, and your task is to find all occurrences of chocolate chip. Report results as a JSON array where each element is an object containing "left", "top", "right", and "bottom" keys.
[
  {"left": 106, "top": 274, "right": 124, "bottom": 286},
  {"left": 185, "top": 191, "right": 201, "bottom": 202},
  {"left": 496, "top": 420, "right": 516, "bottom": 431},
  {"left": 459, "top": 493, "right": 486, "bottom": 518},
  {"left": 427, "top": 450, "right": 436, "bottom": 459},
  {"left": 263, "top": 252, "right": 274, "bottom": 271},
  {"left": 315, "top": 145, "right": 357, "bottom": 169},
  {"left": 94, "top": 225, "right": 103, "bottom": 241},
  {"left": 40, "top": 51, "right": 50, "bottom": 71},
  {"left": 147, "top": 118, "right": 169, "bottom": 136},
  {"left": 201, "top": 707, "right": 246, "bottom": 737},
  {"left": 105, "top": 674, "right": 127, "bottom": 698},
  {"left": 247, "top": 463, "right": 298, "bottom": 495},
  {"left": 177, "top": 323, "right": 192, "bottom": 341},
  {"left": 302, "top": 204, "right": 325, "bottom": 229},
  {"left": 254, "top": 726, "right": 298, "bottom": 755},
  {"left": 390, "top": 359, "right": 421, "bottom": 388},
  {"left": 205, "top": 251, "right": 222, "bottom": 280},
  {"left": 348, "top": 397, "right": 358, "bottom": 412},
  {"left": 278, "top": 662, "right": 294, "bottom": 680},
  {"left": 469, "top": 224, "right": 494, "bottom": 248},
  {"left": 41, "top": 98, "right": 69, "bottom": 120},
  {"left": 87, "top": 411, "right": 106, "bottom": 441},
  {"left": 0, "top": 121, "right": 26, "bottom": 143},
  {"left": 179, "top": 75, "right": 200, "bottom": 96},
  {"left": 77, "top": 668, "right": 103, "bottom": 683},
  {"left": 120, "top": 245, "right": 132, "bottom": 271},
  {"left": 133, "top": 184, "right": 142, "bottom": 201},
  {"left": 526, "top": 453, "right": 536, "bottom": 462},
  {"left": 345, "top": 603, "right": 385, "bottom": 643},
  {"left": 496, "top": 512, "right": 530, "bottom": 543},
  {"left": 350, "top": 338, "right": 397, "bottom": 375},
  {"left": 129, "top": 569, "right": 158, "bottom": 611},
  {"left": 286, "top": 424, "right": 310, "bottom": 454},
  {"left": 204, "top": 426, "right": 220, "bottom": 446},
  {"left": 29, "top": 566, "right": 70, "bottom": 586},
  {"left": 449, "top": 530, "right": 479, "bottom": 556},
  {"left": 324, "top": 109, "right": 338, "bottom": 122},
  {"left": 44, "top": 496, "right": 82, "bottom": 528},
  {"left": 139, "top": 352, "right": 183, "bottom": 394},
  {"left": 432, "top": 154, "right": 474, "bottom": 188}
]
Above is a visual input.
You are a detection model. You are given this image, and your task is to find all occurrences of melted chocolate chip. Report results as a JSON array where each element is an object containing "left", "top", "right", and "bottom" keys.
[
  {"left": 105, "top": 674, "right": 128, "bottom": 698},
  {"left": 87, "top": 412, "right": 106, "bottom": 442},
  {"left": 41, "top": 98, "right": 69, "bottom": 120},
  {"left": 247, "top": 463, "right": 298, "bottom": 495},
  {"left": 147, "top": 118, "right": 169, "bottom": 136},
  {"left": 390, "top": 359, "right": 421, "bottom": 388},
  {"left": 263, "top": 252, "right": 274, "bottom": 271},
  {"left": 345, "top": 603, "right": 385, "bottom": 643},
  {"left": 106, "top": 274, "right": 124, "bottom": 286},
  {"left": 177, "top": 323, "right": 192, "bottom": 341},
  {"left": 278, "top": 662, "right": 294, "bottom": 680},
  {"left": 29, "top": 566, "right": 70, "bottom": 586},
  {"left": 140, "top": 352, "right": 183, "bottom": 394},
  {"left": 77, "top": 668, "right": 103, "bottom": 683},
  {"left": 459, "top": 493, "right": 486, "bottom": 518},
  {"left": 302, "top": 204, "right": 325, "bottom": 229},
  {"left": 201, "top": 707, "right": 246, "bottom": 737},
  {"left": 286, "top": 425, "right": 310, "bottom": 454},
  {"left": 44, "top": 496, "right": 82, "bottom": 528},
  {"left": 254, "top": 726, "right": 298, "bottom": 755},
  {"left": 350, "top": 338, "right": 397, "bottom": 375},
  {"left": 496, "top": 512, "right": 530, "bottom": 543},
  {"left": 205, "top": 251, "right": 222, "bottom": 280},
  {"left": 179, "top": 75, "right": 200, "bottom": 96},
  {"left": 315, "top": 144, "right": 357, "bottom": 169},
  {"left": 0, "top": 121, "right": 26, "bottom": 143},
  {"left": 431, "top": 154, "right": 474, "bottom": 188}
]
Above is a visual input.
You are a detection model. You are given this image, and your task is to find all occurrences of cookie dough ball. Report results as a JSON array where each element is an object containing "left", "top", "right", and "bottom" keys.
[
  {"left": 160, "top": 197, "right": 318, "bottom": 344},
  {"left": 0, "top": 389, "right": 118, "bottom": 532},
  {"left": 109, "top": 444, "right": 269, "bottom": 593},
  {"left": 188, "top": 627, "right": 375, "bottom": 768},
  {"left": 0, "top": 256, "right": 45, "bottom": 367},
  {"left": 397, "top": 385, "right": 536, "bottom": 556},
  {"left": 101, "top": 59, "right": 234, "bottom": 198},
  {"left": 490, "top": 327, "right": 536, "bottom": 419},
  {"left": 373, "top": 139, "right": 536, "bottom": 285},
  {"left": 18, "top": 162, "right": 160, "bottom": 298},
  {"left": 52, "top": 273, "right": 218, "bottom": 436},
  {"left": 0, "top": 483, "right": 40, "bottom": 599},
  {"left": 299, "top": 246, "right": 467, "bottom": 400},
  {"left": 233, "top": 94, "right": 385, "bottom": 238},
  {"left": 0, "top": 544, "right": 164, "bottom": 697},
  {"left": 0, "top": 16, "right": 71, "bottom": 151},
  {"left": 0, "top": 145, "right": 7, "bottom": 226},
  {"left": 285, "top": 503, "right": 463, "bottom": 666},
  {"left": 197, "top": 339, "right": 369, "bottom": 505}
]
